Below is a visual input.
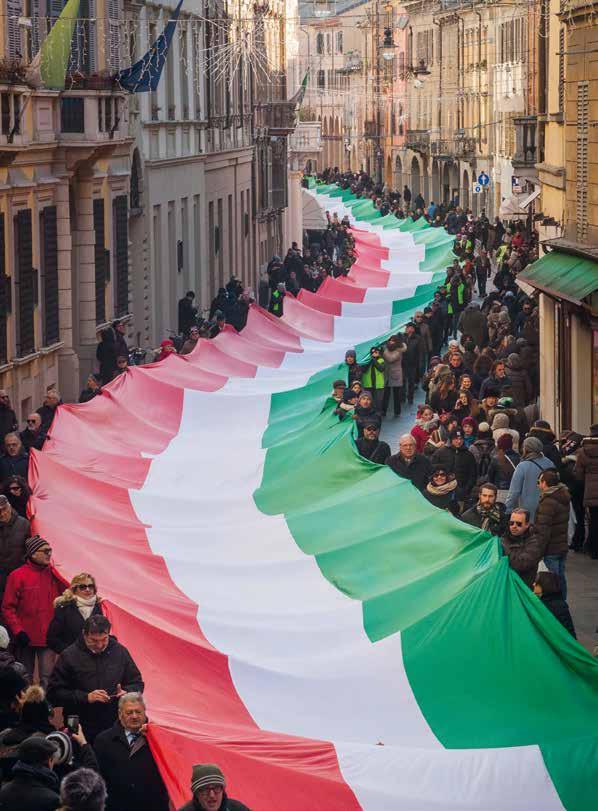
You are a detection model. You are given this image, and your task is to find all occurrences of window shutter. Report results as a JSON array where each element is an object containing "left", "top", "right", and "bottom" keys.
[
  {"left": 15, "top": 208, "right": 35, "bottom": 357},
  {"left": 6, "top": 0, "right": 23, "bottom": 58},
  {"left": 113, "top": 196, "right": 129, "bottom": 317},
  {"left": 0, "top": 215, "right": 7, "bottom": 365},
  {"left": 576, "top": 81, "right": 589, "bottom": 243},
  {"left": 558, "top": 28, "right": 565, "bottom": 114},
  {"left": 42, "top": 206, "right": 59, "bottom": 346},
  {"left": 94, "top": 199, "right": 106, "bottom": 324}
]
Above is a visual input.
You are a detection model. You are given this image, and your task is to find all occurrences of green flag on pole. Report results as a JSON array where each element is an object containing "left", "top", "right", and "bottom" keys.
[{"left": 39, "top": 0, "right": 81, "bottom": 90}]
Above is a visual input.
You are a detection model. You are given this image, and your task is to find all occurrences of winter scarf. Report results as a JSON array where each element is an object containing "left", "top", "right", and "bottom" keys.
[
  {"left": 75, "top": 594, "right": 98, "bottom": 620},
  {"left": 475, "top": 504, "right": 503, "bottom": 531},
  {"left": 426, "top": 478, "right": 458, "bottom": 497}
]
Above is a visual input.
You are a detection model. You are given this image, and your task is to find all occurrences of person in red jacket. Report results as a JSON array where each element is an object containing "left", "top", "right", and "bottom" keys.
[
  {"left": 411, "top": 405, "right": 438, "bottom": 454},
  {"left": 2, "top": 534, "right": 64, "bottom": 687}
]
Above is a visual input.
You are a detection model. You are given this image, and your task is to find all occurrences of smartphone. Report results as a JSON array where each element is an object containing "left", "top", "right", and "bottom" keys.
[{"left": 66, "top": 715, "right": 79, "bottom": 734}]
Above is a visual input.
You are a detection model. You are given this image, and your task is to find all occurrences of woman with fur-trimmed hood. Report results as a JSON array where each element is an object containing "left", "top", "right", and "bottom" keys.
[{"left": 47, "top": 573, "right": 104, "bottom": 654}]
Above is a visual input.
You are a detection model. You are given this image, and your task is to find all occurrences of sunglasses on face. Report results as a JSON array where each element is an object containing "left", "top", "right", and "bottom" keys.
[
  {"left": 74, "top": 583, "right": 95, "bottom": 591},
  {"left": 8, "top": 486, "right": 21, "bottom": 492},
  {"left": 26, "top": 419, "right": 37, "bottom": 424},
  {"left": 509, "top": 520, "right": 524, "bottom": 527}
]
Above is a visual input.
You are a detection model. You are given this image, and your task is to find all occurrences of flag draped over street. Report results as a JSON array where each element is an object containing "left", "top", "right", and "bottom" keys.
[
  {"left": 28, "top": 184, "right": 598, "bottom": 810},
  {"left": 116, "top": 0, "right": 183, "bottom": 92}
]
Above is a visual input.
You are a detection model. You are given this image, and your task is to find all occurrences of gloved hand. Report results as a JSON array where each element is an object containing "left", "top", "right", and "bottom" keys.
[{"left": 14, "top": 630, "right": 30, "bottom": 648}]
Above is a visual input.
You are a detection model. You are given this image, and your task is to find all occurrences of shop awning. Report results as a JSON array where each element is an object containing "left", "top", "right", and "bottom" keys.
[
  {"left": 517, "top": 250, "right": 598, "bottom": 305},
  {"left": 519, "top": 188, "right": 541, "bottom": 208}
]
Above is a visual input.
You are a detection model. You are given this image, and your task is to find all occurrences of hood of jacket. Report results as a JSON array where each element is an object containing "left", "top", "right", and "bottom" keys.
[
  {"left": 506, "top": 353, "right": 522, "bottom": 371},
  {"left": 541, "top": 483, "right": 570, "bottom": 506},
  {"left": 530, "top": 425, "right": 556, "bottom": 445},
  {"left": 491, "top": 413, "right": 510, "bottom": 429}
]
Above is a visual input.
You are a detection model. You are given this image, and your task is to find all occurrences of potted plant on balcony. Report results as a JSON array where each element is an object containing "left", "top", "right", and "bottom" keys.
[
  {"left": 85, "top": 70, "right": 116, "bottom": 91},
  {"left": 0, "top": 57, "right": 31, "bottom": 86}
]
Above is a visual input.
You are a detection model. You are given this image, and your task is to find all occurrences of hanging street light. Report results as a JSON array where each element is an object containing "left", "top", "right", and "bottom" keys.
[{"left": 381, "top": 28, "right": 396, "bottom": 61}]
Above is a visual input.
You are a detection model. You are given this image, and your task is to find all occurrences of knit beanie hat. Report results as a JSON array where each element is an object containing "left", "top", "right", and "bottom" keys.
[
  {"left": 477, "top": 422, "right": 492, "bottom": 440},
  {"left": 497, "top": 434, "right": 513, "bottom": 451},
  {"left": 345, "top": 349, "right": 356, "bottom": 360},
  {"left": 192, "top": 764, "right": 225, "bottom": 795},
  {"left": 25, "top": 534, "right": 49, "bottom": 558}
]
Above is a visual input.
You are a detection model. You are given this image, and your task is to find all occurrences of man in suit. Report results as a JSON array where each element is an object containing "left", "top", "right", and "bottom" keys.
[{"left": 94, "top": 692, "right": 169, "bottom": 811}]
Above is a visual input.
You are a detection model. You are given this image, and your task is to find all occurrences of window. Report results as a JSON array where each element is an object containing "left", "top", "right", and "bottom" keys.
[
  {"left": 94, "top": 199, "right": 107, "bottom": 324},
  {"left": 316, "top": 32, "right": 324, "bottom": 54},
  {"left": 113, "top": 196, "right": 128, "bottom": 317},
  {"left": 326, "top": 33, "right": 331, "bottom": 55},
  {"left": 40, "top": 206, "right": 59, "bottom": 346},
  {"left": 61, "top": 98, "right": 85, "bottom": 133},
  {"left": 14, "top": 209, "right": 35, "bottom": 358},
  {"left": 317, "top": 69, "right": 325, "bottom": 89},
  {"left": 416, "top": 29, "right": 433, "bottom": 67},
  {"left": 559, "top": 28, "right": 565, "bottom": 114},
  {"left": 336, "top": 31, "right": 343, "bottom": 53}
]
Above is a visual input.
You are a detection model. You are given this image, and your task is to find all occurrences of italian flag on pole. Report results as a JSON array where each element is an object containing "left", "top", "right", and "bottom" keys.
[{"left": 30, "top": 185, "right": 598, "bottom": 810}]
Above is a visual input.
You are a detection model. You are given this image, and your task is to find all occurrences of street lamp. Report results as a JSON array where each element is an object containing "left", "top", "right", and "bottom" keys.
[{"left": 381, "top": 28, "right": 396, "bottom": 61}]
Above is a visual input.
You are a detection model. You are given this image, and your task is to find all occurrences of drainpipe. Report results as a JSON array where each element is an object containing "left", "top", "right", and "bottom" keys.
[{"left": 474, "top": 9, "right": 482, "bottom": 153}]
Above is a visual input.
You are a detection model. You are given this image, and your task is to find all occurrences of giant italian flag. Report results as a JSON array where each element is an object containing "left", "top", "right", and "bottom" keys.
[{"left": 29, "top": 184, "right": 598, "bottom": 810}]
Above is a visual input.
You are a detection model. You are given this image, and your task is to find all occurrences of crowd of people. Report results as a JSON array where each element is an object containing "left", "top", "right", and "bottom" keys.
[
  {"left": 315, "top": 168, "right": 596, "bottom": 642},
  {"left": 0, "top": 166, "right": 596, "bottom": 808}
]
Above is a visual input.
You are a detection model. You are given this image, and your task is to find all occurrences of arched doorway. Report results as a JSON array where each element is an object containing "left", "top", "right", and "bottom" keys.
[
  {"left": 130, "top": 148, "right": 143, "bottom": 211},
  {"left": 421, "top": 156, "right": 430, "bottom": 205},
  {"left": 463, "top": 168, "right": 470, "bottom": 211},
  {"left": 394, "top": 155, "right": 403, "bottom": 192},
  {"left": 442, "top": 163, "right": 451, "bottom": 204},
  {"left": 410, "top": 156, "right": 421, "bottom": 198}
]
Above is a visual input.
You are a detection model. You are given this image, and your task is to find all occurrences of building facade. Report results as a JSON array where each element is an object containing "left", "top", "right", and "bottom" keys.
[
  {"left": 521, "top": 0, "right": 598, "bottom": 435},
  {"left": 0, "top": 0, "right": 131, "bottom": 411}
]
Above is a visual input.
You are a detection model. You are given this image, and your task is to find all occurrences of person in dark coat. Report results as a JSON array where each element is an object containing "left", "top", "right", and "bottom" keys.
[
  {"left": 460, "top": 483, "right": 507, "bottom": 535},
  {"left": 19, "top": 412, "right": 46, "bottom": 452},
  {"left": 177, "top": 763, "right": 251, "bottom": 811},
  {"left": 535, "top": 469, "right": 571, "bottom": 599},
  {"left": 423, "top": 467, "right": 459, "bottom": 514},
  {"left": 0, "top": 391, "right": 17, "bottom": 444},
  {"left": 533, "top": 571, "right": 576, "bottom": 638},
  {"left": 79, "top": 374, "right": 103, "bottom": 404},
  {"left": 0, "top": 735, "right": 60, "bottom": 811},
  {"left": 574, "top": 424, "right": 598, "bottom": 557},
  {"left": 403, "top": 323, "right": 424, "bottom": 404},
  {"left": 112, "top": 321, "right": 129, "bottom": 364},
  {"left": 505, "top": 353, "right": 532, "bottom": 407},
  {"left": 431, "top": 429, "right": 478, "bottom": 502},
  {"left": 47, "top": 615, "right": 143, "bottom": 744},
  {"left": 94, "top": 693, "right": 169, "bottom": 811},
  {"left": 386, "top": 434, "right": 432, "bottom": 493},
  {"left": 0, "top": 495, "right": 30, "bottom": 604},
  {"left": 96, "top": 329, "right": 118, "bottom": 385},
  {"left": 344, "top": 349, "right": 363, "bottom": 385},
  {"left": 527, "top": 420, "right": 562, "bottom": 470},
  {"left": 36, "top": 389, "right": 61, "bottom": 434},
  {"left": 355, "top": 420, "right": 390, "bottom": 465},
  {"left": 178, "top": 291, "right": 198, "bottom": 335},
  {"left": 47, "top": 573, "right": 104, "bottom": 654},
  {"left": 501, "top": 508, "right": 543, "bottom": 588},
  {"left": 0, "top": 475, "right": 30, "bottom": 519},
  {"left": 0, "top": 433, "right": 29, "bottom": 483}
]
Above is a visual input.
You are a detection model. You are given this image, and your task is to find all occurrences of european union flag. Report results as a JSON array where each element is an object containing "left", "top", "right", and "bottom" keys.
[{"left": 116, "top": 0, "right": 183, "bottom": 93}]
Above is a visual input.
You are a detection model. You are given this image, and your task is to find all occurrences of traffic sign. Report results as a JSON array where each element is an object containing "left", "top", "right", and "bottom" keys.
[
  {"left": 473, "top": 184, "right": 482, "bottom": 194},
  {"left": 478, "top": 171, "right": 490, "bottom": 187}
]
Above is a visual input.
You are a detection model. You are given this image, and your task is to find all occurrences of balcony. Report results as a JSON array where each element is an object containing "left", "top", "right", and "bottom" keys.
[
  {"left": 289, "top": 121, "right": 322, "bottom": 154},
  {"left": 512, "top": 115, "right": 538, "bottom": 168},
  {"left": 254, "top": 100, "right": 298, "bottom": 136},
  {"left": 454, "top": 136, "right": 477, "bottom": 159},
  {"left": 59, "top": 91, "right": 127, "bottom": 143},
  {"left": 337, "top": 52, "right": 363, "bottom": 74},
  {"left": 406, "top": 129, "right": 430, "bottom": 153}
]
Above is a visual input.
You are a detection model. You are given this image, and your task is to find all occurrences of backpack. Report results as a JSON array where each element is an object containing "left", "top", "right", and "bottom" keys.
[{"left": 476, "top": 446, "right": 493, "bottom": 485}]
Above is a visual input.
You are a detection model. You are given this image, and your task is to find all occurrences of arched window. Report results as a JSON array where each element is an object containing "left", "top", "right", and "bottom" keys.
[{"left": 316, "top": 32, "right": 324, "bottom": 54}]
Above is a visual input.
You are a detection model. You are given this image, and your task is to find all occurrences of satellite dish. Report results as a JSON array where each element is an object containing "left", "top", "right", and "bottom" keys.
[{"left": 397, "top": 14, "right": 409, "bottom": 30}]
